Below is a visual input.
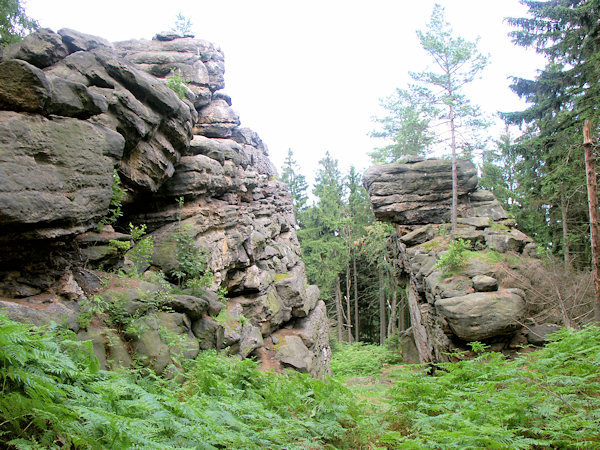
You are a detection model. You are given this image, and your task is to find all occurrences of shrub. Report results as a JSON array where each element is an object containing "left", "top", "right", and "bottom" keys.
[
  {"left": 127, "top": 223, "right": 154, "bottom": 276},
  {"left": 434, "top": 238, "right": 469, "bottom": 274},
  {"left": 171, "top": 225, "right": 213, "bottom": 295},
  {"left": 166, "top": 68, "right": 188, "bottom": 99},
  {"left": 98, "top": 169, "right": 126, "bottom": 230}
]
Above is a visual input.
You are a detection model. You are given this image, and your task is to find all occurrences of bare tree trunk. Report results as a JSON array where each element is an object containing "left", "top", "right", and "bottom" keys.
[
  {"left": 379, "top": 271, "right": 386, "bottom": 345},
  {"left": 583, "top": 119, "right": 600, "bottom": 322},
  {"left": 450, "top": 104, "right": 458, "bottom": 234},
  {"left": 388, "top": 286, "right": 398, "bottom": 337},
  {"left": 345, "top": 263, "right": 352, "bottom": 343},
  {"left": 353, "top": 252, "right": 359, "bottom": 342},
  {"left": 407, "top": 278, "right": 433, "bottom": 363},
  {"left": 335, "top": 275, "right": 343, "bottom": 342},
  {"left": 560, "top": 191, "right": 570, "bottom": 267}
]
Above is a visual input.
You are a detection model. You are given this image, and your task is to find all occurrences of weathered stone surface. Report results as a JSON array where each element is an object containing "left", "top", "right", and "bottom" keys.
[
  {"left": 46, "top": 74, "right": 108, "bottom": 118},
  {"left": 527, "top": 323, "right": 562, "bottom": 346},
  {"left": 0, "top": 29, "right": 329, "bottom": 377},
  {"left": 168, "top": 292, "right": 223, "bottom": 320},
  {"left": 485, "top": 229, "right": 532, "bottom": 253},
  {"left": 435, "top": 289, "right": 525, "bottom": 341},
  {"left": 0, "top": 111, "right": 124, "bottom": 238},
  {"left": 0, "top": 299, "right": 79, "bottom": 331},
  {"left": 0, "top": 59, "right": 50, "bottom": 112},
  {"left": 238, "top": 322, "right": 264, "bottom": 358},
  {"left": 196, "top": 99, "right": 241, "bottom": 138},
  {"left": 363, "top": 158, "right": 478, "bottom": 224},
  {"left": 191, "top": 316, "right": 224, "bottom": 350},
  {"left": 472, "top": 275, "right": 498, "bottom": 292},
  {"left": 275, "top": 335, "right": 313, "bottom": 373},
  {"left": 2, "top": 28, "right": 68, "bottom": 68},
  {"left": 157, "top": 311, "right": 199, "bottom": 360},
  {"left": 58, "top": 28, "right": 113, "bottom": 53},
  {"left": 132, "top": 316, "right": 171, "bottom": 374},
  {"left": 401, "top": 225, "right": 436, "bottom": 247}
]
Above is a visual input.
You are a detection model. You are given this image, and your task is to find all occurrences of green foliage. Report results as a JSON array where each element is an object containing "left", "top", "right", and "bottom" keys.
[
  {"left": 331, "top": 341, "right": 401, "bottom": 378},
  {"left": 98, "top": 169, "right": 126, "bottom": 230},
  {"left": 0, "top": 0, "right": 38, "bottom": 47},
  {"left": 434, "top": 238, "right": 469, "bottom": 274},
  {"left": 0, "top": 313, "right": 375, "bottom": 449},
  {"left": 279, "top": 148, "right": 309, "bottom": 220},
  {"left": 386, "top": 325, "right": 600, "bottom": 447},
  {"left": 166, "top": 68, "right": 188, "bottom": 100},
  {"left": 127, "top": 223, "right": 154, "bottom": 276},
  {"left": 171, "top": 225, "right": 213, "bottom": 295},
  {"left": 108, "top": 238, "right": 130, "bottom": 255},
  {"left": 369, "top": 86, "right": 435, "bottom": 162},
  {"left": 77, "top": 295, "right": 108, "bottom": 330},
  {"left": 171, "top": 12, "right": 193, "bottom": 36}
]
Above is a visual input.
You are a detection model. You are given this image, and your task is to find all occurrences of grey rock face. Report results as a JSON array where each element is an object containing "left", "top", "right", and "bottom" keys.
[
  {"left": 0, "top": 111, "right": 124, "bottom": 238},
  {"left": 435, "top": 289, "right": 526, "bottom": 341},
  {"left": 363, "top": 158, "right": 478, "bottom": 224},
  {"left": 527, "top": 323, "right": 562, "bottom": 346},
  {"left": 0, "top": 28, "right": 329, "bottom": 378}
]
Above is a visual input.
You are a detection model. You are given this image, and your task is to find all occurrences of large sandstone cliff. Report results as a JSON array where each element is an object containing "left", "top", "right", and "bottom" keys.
[
  {"left": 0, "top": 29, "right": 330, "bottom": 377},
  {"left": 364, "top": 158, "right": 567, "bottom": 363}
]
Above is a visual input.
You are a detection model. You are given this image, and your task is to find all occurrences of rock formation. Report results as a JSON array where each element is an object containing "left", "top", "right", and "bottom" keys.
[
  {"left": 0, "top": 29, "right": 330, "bottom": 377},
  {"left": 364, "top": 158, "right": 555, "bottom": 363}
]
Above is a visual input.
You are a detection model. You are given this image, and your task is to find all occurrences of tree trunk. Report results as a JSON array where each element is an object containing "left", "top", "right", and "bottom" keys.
[
  {"left": 560, "top": 191, "right": 570, "bottom": 267},
  {"left": 388, "top": 286, "right": 398, "bottom": 337},
  {"left": 353, "top": 252, "right": 359, "bottom": 342},
  {"left": 583, "top": 119, "right": 600, "bottom": 322},
  {"left": 407, "top": 278, "right": 433, "bottom": 363},
  {"left": 379, "top": 271, "right": 386, "bottom": 346},
  {"left": 335, "top": 275, "right": 343, "bottom": 342},
  {"left": 345, "top": 263, "right": 352, "bottom": 343},
  {"left": 450, "top": 104, "right": 458, "bottom": 234}
]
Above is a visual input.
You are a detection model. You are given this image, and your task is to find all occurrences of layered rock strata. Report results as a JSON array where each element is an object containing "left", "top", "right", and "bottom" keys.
[
  {"left": 364, "top": 159, "right": 547, "bottom": 363},
  {"left": 0, "top": 29, "right": 330, "bottom": 377}
]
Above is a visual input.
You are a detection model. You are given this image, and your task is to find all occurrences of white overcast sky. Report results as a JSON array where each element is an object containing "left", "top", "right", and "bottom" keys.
[{"left": 24, "top": 0, "right": 546, "bottom": 185}]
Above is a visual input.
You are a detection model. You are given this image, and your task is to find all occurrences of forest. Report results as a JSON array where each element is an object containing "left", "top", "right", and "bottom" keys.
[{"left": 1, "top": 0, "right": 600, "bottom": 448}]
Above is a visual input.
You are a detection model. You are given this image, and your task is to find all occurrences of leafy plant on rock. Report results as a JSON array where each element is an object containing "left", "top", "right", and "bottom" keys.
[{"left": 434, "top": 238, "right": 469, "bottom": 274}]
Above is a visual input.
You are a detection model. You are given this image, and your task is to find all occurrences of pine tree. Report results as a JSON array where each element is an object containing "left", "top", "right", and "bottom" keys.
[
  {"left": 369, "top": 87, "right": 435, "bottom": 163},
  {"left": 410, "top": 3, "right": 489, "bottom": 232}
]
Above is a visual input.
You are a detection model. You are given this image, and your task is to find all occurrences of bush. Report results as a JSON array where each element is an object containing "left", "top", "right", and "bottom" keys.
[
  {"left": 434, "top": 238, "right": 469, "bottom": 274},
  {"left": 166, "top": 68, "right": 188, "bottom": 99}
]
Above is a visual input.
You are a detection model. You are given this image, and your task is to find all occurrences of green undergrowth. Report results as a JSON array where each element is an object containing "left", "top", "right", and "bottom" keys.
[
  {"left": 330, "top": 340, "right": 402, "bottom": 379},
  {"left": 2, "top": 311, "right": 599, "bottom": 449},
  {"left": 0, "top": 313, "right": 378, "bottom": 449},
  {"left": 386, "top": 325, "right": 600, "bottom": 448}
]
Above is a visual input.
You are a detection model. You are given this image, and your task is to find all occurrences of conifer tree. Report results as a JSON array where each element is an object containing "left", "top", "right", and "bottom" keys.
[
  {"left": 280, "top": 148, "right": 309, "bottom": 223},
  {"left": 411, "top": 3, "right": 489, "bottom": 232}
]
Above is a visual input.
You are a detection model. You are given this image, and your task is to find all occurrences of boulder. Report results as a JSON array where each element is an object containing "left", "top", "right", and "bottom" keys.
[
  {"left": 275, "top": 335, "right": 313, "bottom": 373},
  {"left": 191, "top": 315, "right": 224, "bottom": 350},
  {"left": 435, "top": 289, "right": 525, "bottom": 341},
  {"left": 363, "top": 158, "right": 478, "bottom": 224},
  {"left": 527, "top": 323, "right": 562, "bottom": 346},
  {"left": 2, "top": 28, "right": 68, "bottom": 68},
  {"left": 0, "top": 299, "right": 79, "bottom": 331},
  {"left": 472, "top": 275, "right": 498, "bottom": 292},
  {"left": 0, "top": 59, "right": 51, "bottom": 112}
]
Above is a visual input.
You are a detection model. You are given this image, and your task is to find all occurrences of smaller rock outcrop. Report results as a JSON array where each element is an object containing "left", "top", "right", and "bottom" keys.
[{"left": 364, "top": 158, "right": 561, "bottom": 362}]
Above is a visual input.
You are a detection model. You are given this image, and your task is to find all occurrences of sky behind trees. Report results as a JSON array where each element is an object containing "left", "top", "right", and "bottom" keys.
[{"left": 24, "top": 0, "right": 546, "bottom": 181}]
